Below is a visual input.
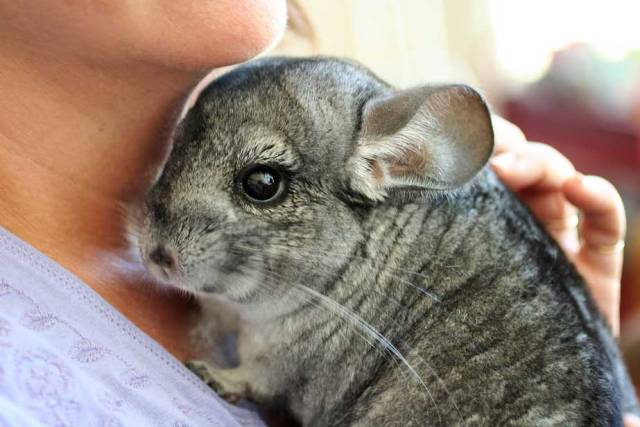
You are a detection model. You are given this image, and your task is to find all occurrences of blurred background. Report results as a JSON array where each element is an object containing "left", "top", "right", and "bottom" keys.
[{"left": 274, "top": 0, "right": 640, "bottom": 391}]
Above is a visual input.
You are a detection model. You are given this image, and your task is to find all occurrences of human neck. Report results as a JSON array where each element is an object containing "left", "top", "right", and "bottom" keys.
[{"left": 0, "top": 48, "right": 207, "bottom": 361}]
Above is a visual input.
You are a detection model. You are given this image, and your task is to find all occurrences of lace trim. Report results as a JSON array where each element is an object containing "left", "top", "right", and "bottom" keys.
[{"left": 0, "top": 228, "right": 263, "bottom": 426}]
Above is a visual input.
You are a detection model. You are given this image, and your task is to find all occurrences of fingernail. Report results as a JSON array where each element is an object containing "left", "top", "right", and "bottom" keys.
[
  {"left": 572, "top": 172, "right": 585, "bottom": 185},
  {"left": 490, "top": 152, "right": 517, "bottom": 170},
  {"left": 582, "top": 175, "right": 611, "bottom": 195}
]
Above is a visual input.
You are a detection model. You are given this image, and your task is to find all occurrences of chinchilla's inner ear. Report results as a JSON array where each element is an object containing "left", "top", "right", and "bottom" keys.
[{"left": 346, "top": 84, "right": 494, "bottom": 202}]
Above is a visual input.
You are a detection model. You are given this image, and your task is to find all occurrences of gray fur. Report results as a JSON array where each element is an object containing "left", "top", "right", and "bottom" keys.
[{"left": 133, "top": 57, "right": 639, "bottom": 426}]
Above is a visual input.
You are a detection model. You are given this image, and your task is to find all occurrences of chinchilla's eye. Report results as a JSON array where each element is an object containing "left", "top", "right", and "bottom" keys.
[{"left": 240, "top": 164, "right": 285, "bottom": 203}]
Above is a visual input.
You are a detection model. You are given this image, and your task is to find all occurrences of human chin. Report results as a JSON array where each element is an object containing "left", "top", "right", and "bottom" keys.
[{"left": 151, "top": 0, "right": 289, "bottom": 69}]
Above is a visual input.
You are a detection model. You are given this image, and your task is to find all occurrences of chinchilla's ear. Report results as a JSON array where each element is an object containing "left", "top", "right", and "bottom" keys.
[{"left": 346, "top": 85, "right": 494, "bottom": 202}]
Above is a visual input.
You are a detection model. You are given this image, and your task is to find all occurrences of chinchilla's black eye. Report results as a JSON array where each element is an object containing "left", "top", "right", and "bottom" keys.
[{"left": 240, "top": 165, "right": 285, "bottom": 203}]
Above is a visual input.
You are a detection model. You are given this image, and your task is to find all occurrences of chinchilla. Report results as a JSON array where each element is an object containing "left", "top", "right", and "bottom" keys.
[{"left": 131, "top": 57, "right": 639, "bottom": 426}]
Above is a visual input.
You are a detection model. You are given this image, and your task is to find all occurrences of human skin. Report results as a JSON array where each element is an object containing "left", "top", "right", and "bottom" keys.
[
  {"left": 0, "top": 0, "right": 288, "bottom": 362},
  {"left": 0, "top": 2, "right": 632, "bottom": 422}
]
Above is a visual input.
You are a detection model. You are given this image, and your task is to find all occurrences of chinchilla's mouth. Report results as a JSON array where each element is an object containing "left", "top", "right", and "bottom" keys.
[{"left": 144, "top": 260, "right": 185, "bottom": 288}]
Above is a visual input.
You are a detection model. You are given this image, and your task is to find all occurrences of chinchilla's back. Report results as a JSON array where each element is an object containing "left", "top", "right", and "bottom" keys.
[{"left": 324, "top": 170, "right": 638, "bottom": 426}]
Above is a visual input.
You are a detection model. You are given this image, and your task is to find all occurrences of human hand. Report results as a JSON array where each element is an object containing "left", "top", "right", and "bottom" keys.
[{"left": 490, "top": 116, "right": 626, "bottom": 335}]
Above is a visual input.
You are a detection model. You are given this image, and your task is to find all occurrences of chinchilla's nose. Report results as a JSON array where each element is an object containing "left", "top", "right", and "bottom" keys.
[{"left": 149, "top": 244, "right": 178, "bottom": 275}]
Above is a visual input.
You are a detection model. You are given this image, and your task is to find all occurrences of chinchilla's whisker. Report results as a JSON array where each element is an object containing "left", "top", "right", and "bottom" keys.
[
  {"left": 257, "top": 261, "right": 437, "bottom": 416},
  {"left": 263, "top": 273, "right": 372, "bottom": 341},
  {"left": 234, "top": 242, "right": 442, "bottom": 304},
  {"left": 195, "top": 244, "right": 455, "bottom": 419},
  {"left": 247, "top": 244, "right": 457, "bottom": 420},
  {"left": 296, "top": 243, "right": 460, "bottom": 275},
  {"left": 232, "top": 245, "right": 413, "bottom": 319},
  {"left": 227, "top": 264, "right": 281, "bottom": 303},
  {"left": 269, "top": 282, "right": 394, "bottom": 366},
  {"left": 255, "top": 242, "right": 443, "bottom": 301},
  {"left": 189, "top": 240, "right": 264, "bottom": 271},
  {"left": 209, "top": 246, "right": 456, "bottom": 420},
  {"left": 259, "top": 264, "right": 456, "bottom": 419},
  {"left": 259, "top": 271, "right": 422, "bottom": 410},
  {"left": 307, "top": 250, "right": 450, "bottom": 300},
  {"left": 292, "top": 283, "right": 440, "bottom": 420}
]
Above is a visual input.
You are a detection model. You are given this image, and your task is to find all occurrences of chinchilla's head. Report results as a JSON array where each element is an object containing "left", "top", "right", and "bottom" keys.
[{"left": 133, "top": 57, "right": 494, "bottom": 304}]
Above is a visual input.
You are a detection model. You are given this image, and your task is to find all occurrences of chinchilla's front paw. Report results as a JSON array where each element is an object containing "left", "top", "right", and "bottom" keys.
[{"left": 186, "top": 360, "right": 245, "bottom": 404}]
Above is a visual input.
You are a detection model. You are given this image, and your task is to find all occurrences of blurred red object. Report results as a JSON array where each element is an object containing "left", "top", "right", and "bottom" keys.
[{"left": 503, "top": 94, "right": 638, "bottom": 192}]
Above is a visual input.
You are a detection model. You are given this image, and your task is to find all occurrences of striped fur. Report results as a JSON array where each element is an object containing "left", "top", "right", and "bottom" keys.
[{"left": 136, "top": 57, "right": 638, "bottom": 426}]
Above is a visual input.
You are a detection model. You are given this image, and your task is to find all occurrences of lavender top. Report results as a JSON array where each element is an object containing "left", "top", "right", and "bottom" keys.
[{"left": 0, "top": 226, "right": 266, "bottom": 427}]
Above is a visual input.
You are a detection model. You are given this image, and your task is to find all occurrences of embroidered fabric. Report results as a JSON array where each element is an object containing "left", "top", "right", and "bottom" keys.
[{"left": 0, "top": 226, "right": 265, "bottom": 427}]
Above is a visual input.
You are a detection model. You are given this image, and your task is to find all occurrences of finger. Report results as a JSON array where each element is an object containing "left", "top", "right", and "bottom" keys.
[
  {"left": 563, "top": 174, "right": 626, "bottom": 278},
  {"left": 563, "top": 174, "right": 625, "bottom": 334},
  {"left": 519, "top": 190, "right": 580, "bottom": 254},
  {"left": 563, "top": 174, "right": 626, "bottom": 242},
  {"left": 624, "top": 414, "right": 640, "bottom": 427},
  {"left": 491, "top": 143, "right": 575, "bottom": 192},
  {"left": 577, "top": 267, "right": 621, "bottom": 335},
  {"left": 491, "top": 115, "right": 527, "bottom": 154}
]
